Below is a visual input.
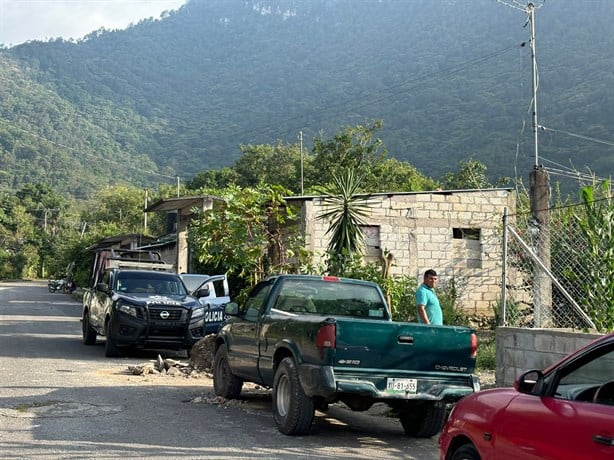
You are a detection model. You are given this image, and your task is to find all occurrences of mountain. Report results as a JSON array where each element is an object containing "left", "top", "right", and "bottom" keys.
[{"left": 2, "top": 0, "right": 614, "bottom": 197}]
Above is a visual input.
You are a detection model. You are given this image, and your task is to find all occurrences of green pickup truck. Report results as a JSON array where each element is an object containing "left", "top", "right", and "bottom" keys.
[{"left": 213, "top": 274, "right": 479, "bottom": 437}]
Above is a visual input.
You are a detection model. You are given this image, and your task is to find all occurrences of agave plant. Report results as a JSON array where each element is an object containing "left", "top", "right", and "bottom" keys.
[{"left": 316, "top": 169, "right": 374, "bottom": 275}]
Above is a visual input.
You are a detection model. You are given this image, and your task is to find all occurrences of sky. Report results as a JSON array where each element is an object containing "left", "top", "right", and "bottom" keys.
[{"left": 0, "top": 0, "right": 187, "bottom": 46}]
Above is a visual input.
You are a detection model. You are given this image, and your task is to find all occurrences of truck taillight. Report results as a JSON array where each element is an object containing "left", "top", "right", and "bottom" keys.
[
  {"left": 316, "top": 323, "right": 336, "bottom": 349},
  {"left": 470, "top": 333, "right": 478, "bottom": 359},
  {"left": 322, "top": 275, "right": 339, "bottom": 282}
]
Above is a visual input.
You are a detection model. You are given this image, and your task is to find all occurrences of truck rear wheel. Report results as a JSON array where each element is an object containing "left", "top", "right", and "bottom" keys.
[
  {"left": 82, "top": 310, "right": 97, "bottom": 345},
  {"left": 213, "top": 344, "right": 243, "bottom": 398},
  {"left": 399, "top": 401, "right": 447, "bottom": 438},
  {"left": 272, "top": 357, "right": 314, "bottom": 435}
]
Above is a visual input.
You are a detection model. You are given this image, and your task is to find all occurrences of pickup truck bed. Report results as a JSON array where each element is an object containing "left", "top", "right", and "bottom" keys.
[{"left": 213, "top": 274, "right": 479, "bottom": 437}]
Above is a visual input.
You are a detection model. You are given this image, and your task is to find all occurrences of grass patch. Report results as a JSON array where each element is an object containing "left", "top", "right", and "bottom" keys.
[
  {"left": 476, "top": 336, "right": 496, "bottom": 371},
  {"left": 14, "top": 401, "right": 60, "bottom": 412}
]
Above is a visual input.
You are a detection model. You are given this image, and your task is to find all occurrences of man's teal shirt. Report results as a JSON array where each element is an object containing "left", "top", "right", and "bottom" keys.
[{"left": 415, "top": 283, "right": 443, "bottom": 325}]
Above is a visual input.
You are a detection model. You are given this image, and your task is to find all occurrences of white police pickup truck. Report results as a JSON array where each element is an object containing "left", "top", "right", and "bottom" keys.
[{"left": 180, "top": 274, "right": 230, "bottom": 335}]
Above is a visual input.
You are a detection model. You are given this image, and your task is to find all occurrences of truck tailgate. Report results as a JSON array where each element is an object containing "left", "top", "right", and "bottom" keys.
[{"left": 334, "top": 319, "right": 476, "bottom": 375}]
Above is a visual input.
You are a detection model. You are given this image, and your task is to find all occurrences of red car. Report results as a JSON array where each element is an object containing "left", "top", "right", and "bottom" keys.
[{"left": 440, "top": 332, "right": 614, "bottom": 460}]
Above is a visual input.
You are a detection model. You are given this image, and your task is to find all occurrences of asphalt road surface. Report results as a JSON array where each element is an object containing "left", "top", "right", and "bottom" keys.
[{"left": 0, "top": 280, "right": 441, "bottom": 459}]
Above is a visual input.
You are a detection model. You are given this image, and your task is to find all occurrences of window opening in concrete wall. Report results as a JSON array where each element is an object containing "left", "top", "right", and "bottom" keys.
[
  {"left": 453, "top": 228, "right": 481, "bottom": 240},
  {"left": 452, "top": 228, "right": 482, "bottom": 268},
  {"left": 361, "top": 225, "right": 381, "bottom": 260}
]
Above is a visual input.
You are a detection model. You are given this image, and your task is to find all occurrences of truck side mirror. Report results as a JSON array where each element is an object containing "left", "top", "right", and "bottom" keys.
[
  {"left": 96, "top": 282, "right": 109, "bottom": 293},
  {"left": 196, "top": 286, "right": 211, "bottom": 298},
  {"left": 224, "top": 302, "right": 239, "bottom": 316}
]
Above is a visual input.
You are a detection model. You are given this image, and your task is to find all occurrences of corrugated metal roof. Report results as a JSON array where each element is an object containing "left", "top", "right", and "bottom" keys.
[{"left": 145, "top": 195, "right": 223, "bottom": 213}]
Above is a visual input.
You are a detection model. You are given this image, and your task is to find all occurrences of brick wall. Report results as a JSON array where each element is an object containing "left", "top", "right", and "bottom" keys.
[
  {"left": 495, "top": 327, "right": 603, "bottom": 386},
  {"left": 292, "top": 188, "right": 515, "bottom": 316}
]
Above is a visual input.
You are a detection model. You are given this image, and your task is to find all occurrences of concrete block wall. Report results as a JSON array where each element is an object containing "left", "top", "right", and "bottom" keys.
[
  {"left": 495, "top": 327, "right": 603, "bottom": 387},
  {"left": 296, "top": 189, "right": 515, "bottom": 316}
]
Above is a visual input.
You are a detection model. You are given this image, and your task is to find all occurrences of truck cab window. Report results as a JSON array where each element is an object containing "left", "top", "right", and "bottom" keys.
[{"left": 244, "top": 282, "right": 273, "bottom": 321}]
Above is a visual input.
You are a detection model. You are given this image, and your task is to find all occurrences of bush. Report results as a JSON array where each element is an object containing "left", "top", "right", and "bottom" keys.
[
  {"left": 438, "top": 277, "right": 469, "bottom": 326},
  {"left": 476, "top": 336, "right": 496, "bottom": 371},
  {"left": 334, "top": 253, "right": 417, "bottom": 321},
  {"left": 332, "top": 253, "right": 470, "bottom": 325}
]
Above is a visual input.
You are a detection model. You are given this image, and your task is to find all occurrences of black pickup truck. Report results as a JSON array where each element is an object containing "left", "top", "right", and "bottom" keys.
[{"left": 81, "top": 249, "right": 208, "bottom": 357}]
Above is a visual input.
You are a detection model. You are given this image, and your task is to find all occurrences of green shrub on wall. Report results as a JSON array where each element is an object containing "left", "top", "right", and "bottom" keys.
[{"left": 333, "top": 253, "right": 469, "bottom": 325}]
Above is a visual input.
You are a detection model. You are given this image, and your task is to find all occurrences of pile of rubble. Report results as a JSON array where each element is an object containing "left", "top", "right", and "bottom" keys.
[
  {"left": 126, "top": 334, "right": 216, "bottom": 378},
  {"left": 189, "top": 333, "right": 216, "bottom": 372},
  {"left": 123, "top": 334, "right": 271, "bottom": 407},
  {"left": 127, "top": 355, "right": 197, "bottom": 377}
]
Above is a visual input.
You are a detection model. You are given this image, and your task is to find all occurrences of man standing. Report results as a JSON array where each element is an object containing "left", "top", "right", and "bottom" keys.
[{"left": 415, "top": 269, "right": 443, "bottom": 325}]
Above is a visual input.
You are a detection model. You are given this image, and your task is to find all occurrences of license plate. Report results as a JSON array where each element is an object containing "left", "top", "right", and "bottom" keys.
[{"left": 386, "top": 378, "right": 417, "bottom": 394}]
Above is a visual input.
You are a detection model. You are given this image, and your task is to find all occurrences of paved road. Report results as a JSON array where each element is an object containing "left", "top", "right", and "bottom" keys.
[{"left": 0, "top": 281, "right": 440, "bottom": 459}]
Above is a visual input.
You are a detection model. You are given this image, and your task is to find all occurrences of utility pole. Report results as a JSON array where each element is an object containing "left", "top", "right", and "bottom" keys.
[
  {"left": 176, "top": 176, "right": 180, "bottom": 197},
  {"left": 299, "top": 131, "right": 304, "bottom": 195},
  {"left": 144, "top": 188, "right": 148, "bottom": 234},
  {"left": 526, "top": 2, "right": 552, "bottom": 327},
  {"left": 528, "top": 2, "right": 539, "bottom": 168}
]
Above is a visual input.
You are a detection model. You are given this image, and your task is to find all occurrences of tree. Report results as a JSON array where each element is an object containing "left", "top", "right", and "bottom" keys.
[
  {"left": 371, "top": 157, "right": 439, "bottom": 192},
  {"left": 0, "top": 194, "right": 38, "bottom": 278},
  {"left": 440, "top": 159, "right": 493, "bottom": 190},
  {"left": 81, "top": 185, "right": 149, "bottom": 235},
  {"left": 233, "top": 142, "right": 307, "bottom": 194},
  {"left": 316, "top": 169, "right": 375, "bottom": 275},
  {"left": 186, "top": 167, "right": 238, "bottom": 190},
  {"left": 310, "top": 120, "right": 387, "bottom": 191},
  {"left": 185, "top": 122, "right": 437, "bottom": 197},
  {"left": 189, "top": 184, "right": 302, "bottom": 288}
]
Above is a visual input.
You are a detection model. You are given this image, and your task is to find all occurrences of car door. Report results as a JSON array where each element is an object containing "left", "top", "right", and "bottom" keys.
[
  {"left": 194, "top": 275, "right": 230, "bottom": 306},
  {"left": 226, "top": 279, "right": 274, "bottom": 382},
  {"left": 89, "top": 270, "right": 112, "bottom": 330},
  {"left": 495, "top": 343, "right": 614, "bottom": 459}
]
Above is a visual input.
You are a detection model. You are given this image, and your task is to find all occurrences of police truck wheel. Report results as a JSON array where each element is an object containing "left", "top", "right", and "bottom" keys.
[
  {"left": 82, "top": 310, "right": 97, "bottom": 345},
  {"left": 213, "top": 344, "right": 243, "bottom": 398},
  {"left": 272, "top": 357, "right": 314, "bottom": 435},
  {"left": 104, "top": 319, "right": 122, "bottom": 357}
]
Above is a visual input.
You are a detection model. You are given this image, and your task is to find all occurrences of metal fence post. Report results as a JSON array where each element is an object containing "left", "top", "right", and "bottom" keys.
[{"left": 501, "top": 207, "right": 508, "bottom": 326}]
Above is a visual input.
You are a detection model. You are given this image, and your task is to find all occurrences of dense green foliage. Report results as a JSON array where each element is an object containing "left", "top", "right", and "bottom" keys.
[
  {"left": 575, "top": 182, "right": 614, "bottom": 331},
  {"left": 316, "top": 169, "right": 374, "bottom": 275},
  {"left": 1, "top": 0, "right": 613, "bottom": 197},
  {"left": 329, "top": 251, "right": 468, "bottom": 326},
  {"left": 189, "top": 184, "right": 304, "bottom": 289},
  {"left": 1, "top": 0, "right": 612, "bottom": 331}
]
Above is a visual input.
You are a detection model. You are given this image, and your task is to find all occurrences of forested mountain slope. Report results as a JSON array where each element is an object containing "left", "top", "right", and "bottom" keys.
[{"left": 2, "top": 0, "right": 613, "bottom": 197}]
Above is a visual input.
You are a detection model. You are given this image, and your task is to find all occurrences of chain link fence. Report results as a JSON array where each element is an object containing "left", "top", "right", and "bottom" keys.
[{"left": 502, "top": 203, "right": 606, "bottom": 331}]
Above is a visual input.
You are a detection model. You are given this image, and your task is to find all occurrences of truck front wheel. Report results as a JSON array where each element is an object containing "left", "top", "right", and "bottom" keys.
[
  {"left": 104, "top": 319, "right": 122, "bottom": 358},
  {"left": 213, "top": 344, "right": 243, "bottom": 398},
  {"left": 399, "top": 401, "right": 447, "bottom": 438},
  {"left": 82, "top": 310, "right": 97, "bottom": 345},
  {"left": 272, "top": 357, "right": 315, "bottom": 435}
]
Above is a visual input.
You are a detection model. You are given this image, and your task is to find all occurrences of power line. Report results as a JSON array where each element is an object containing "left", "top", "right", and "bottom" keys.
[
  {"left": 234, "top": 43, "right": 523, "bottom": 145},
  {"left": 495, "top": 0, "right": 546, "bottom": 13},
  {"left": 1, "top": 40, "right": 525, "bottom": 184},
  {"left": 538, "top": 124, "right": 614, "bottom": 148}
]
